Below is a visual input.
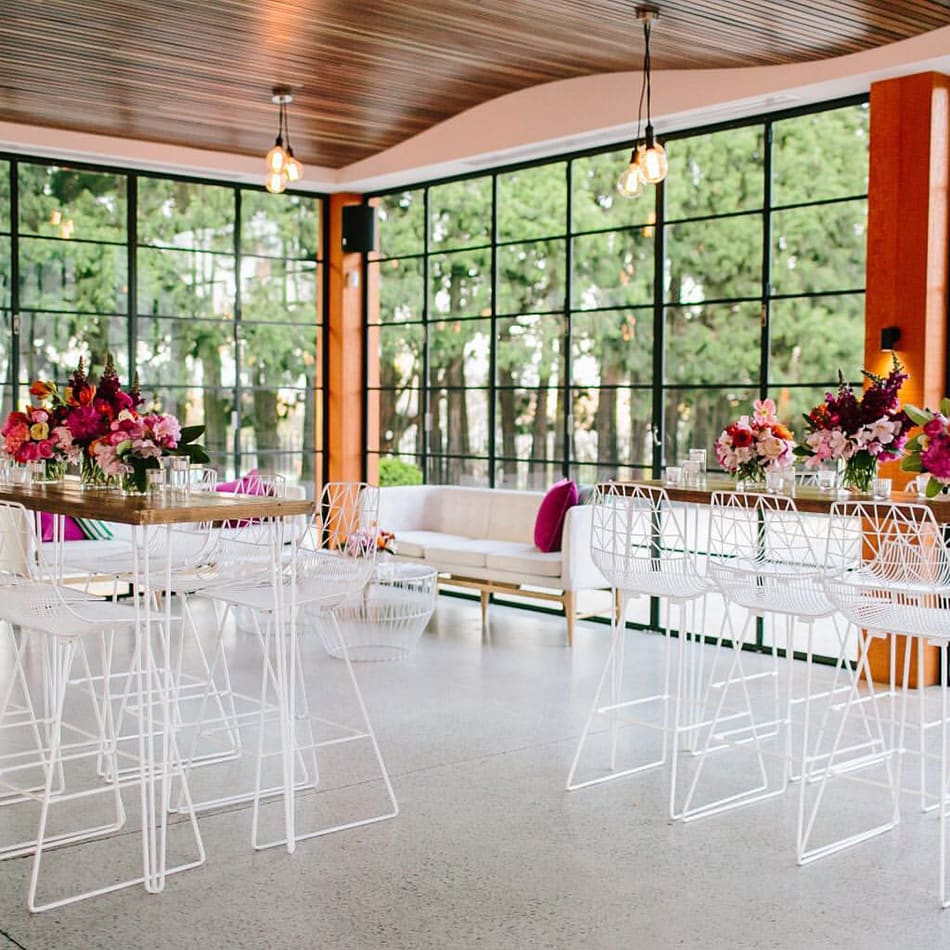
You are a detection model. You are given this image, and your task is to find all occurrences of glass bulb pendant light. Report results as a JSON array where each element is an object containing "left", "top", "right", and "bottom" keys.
[
  {"left": 618, "top": 5, "right": 667, "bottom": 198},
  {"left": 264, "top": 86, "right": 304, "bottom": 193}
]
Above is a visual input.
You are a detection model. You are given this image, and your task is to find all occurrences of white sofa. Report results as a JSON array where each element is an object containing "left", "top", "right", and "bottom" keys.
[{"left": 377, "top": 485, "right": 607, "bottom": 645}]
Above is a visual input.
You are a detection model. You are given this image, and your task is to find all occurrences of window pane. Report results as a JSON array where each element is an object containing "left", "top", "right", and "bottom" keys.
[
  {"left": 137, "top": 178, "right": 233, "bottom": 252},
  {"left": 430, "top": 387, "right": 489, "bottom": 457},
  {"left": 242, "top": 324, "right": 318, "bottom": 388},
  {"left": 428, "top": 455, "right": 488, "bottom": 487},
  {"left": 770, "top": 200, "right": 866, "bottom": 295},
  {"left": 239, "top": 389, "right": 311, "bottom": 480},
  {"left": 571, "top": 310, "right": 653, "bottom": 387},
  {"left": 572, "top": 148, "right": 655, "bottom": 234},
  {"left": 665, "top": 301, "right": 761, "bottom": 386},
  {"left": 571, "top": 386, "right": 652, "bottom": 470},
  {"left": 665, "top": 126, "right": 765, "bottom": 220},
  {"left": 375, "top": 323, "right": 425, "bottom": 392},
  {"left": 374, "top": 388, "right": 423, "bottom": 457},
  {"left": 773, "top": 104, "right": 869, "bottom": 206},
  {"left": 240, "top": 191, "right": 320, "bottom": 259},
  {"left": 664, "top": 386, "right": 759, "bottom": 470},
  {"left": 20, "top": 312, "right": 128, "bottom": 385},
  {"left": 377, "top": 190, "right": 424, "bottom": 258},
  {"left": 142, "top": 384, "right": 235, "bottom": 465},
  {"left": 137, "top": 247, "right": 235, "bottom": 319},
  {"left": 241, "top": 257, "right": 318, "bottom": 324},
  {"left": 430, "top": 249, "right": 491, "bottom": 320},
  {"left": 136, "top": 318, "right": 236, "bottom": 460},
  {"left": 429, "top": 317, "right": 490, "bottom": 388},
  {"left": 495, "top": 458, "right": 561, "bottom": 492},
  {"left": 572, "top": 230, "right": 654, "bottom": 309},
  {"left": 373, "top": 257, "right": 424, "bottom": 324},
  {"left": 19, "top": 237, "right": 127, "bottom": 314},
  {"left": 494, "top": 386, "right": 565, "bottom": 465},
  {"left": 430, "top": 177, "right": 491, "bottom": 251},
  {"left": 665, "top": 214, "right": 762, "bottom": 304},
  {"left": 497, "top": 314, "right": 564, "bottom": 391},
  {"left": 497, "top": 239, "right": 565, "bottom": 315},
  {"left": 497, "top": 162, "right": 567, "bottom": 242},
  {"left": 17, "top": 163, "right": 126, "bottom": 242},
  {"left": 769, "top": 293, "right": 864, "bottom": 385}
]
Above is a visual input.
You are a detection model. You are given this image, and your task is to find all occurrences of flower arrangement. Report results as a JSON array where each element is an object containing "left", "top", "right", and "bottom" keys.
[
  {"left": 794, "top": 356, "right": 912, "bottom": 493},
  {"left": 3, "top": 354, "right": 208, "bottom": 492},
  {"left": 901, "top": 399, "right": 950, "bottom": 497},
  {"left": 714, "top": 398, "right": 795, "bottom": 482},
  {"left": 343, "top": 526, "right": 397, "bottom": 558},
  {"left": 0, "top": 400, "right": 75, "bottom": 477}
]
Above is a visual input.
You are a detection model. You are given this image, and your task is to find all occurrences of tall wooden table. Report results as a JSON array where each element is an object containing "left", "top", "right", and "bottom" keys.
[{"left": 0, "top": 478, "right": 313, "bottom": 895}]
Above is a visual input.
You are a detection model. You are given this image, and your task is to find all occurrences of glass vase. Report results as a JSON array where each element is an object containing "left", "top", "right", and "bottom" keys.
[
  {"left": 839, "top": 451, "right": 877, "bottom": 495},
  {"left": 79, "top": 453, "right": 118, "bottom": 490},
  {"left": 32, "top": 459, "right": 66, "bottom": 484}
]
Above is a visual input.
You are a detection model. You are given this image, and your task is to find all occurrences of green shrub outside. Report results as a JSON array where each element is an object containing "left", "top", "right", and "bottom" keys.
[{"left": 378, "top": 457, "right": 423, "bottom": 486}]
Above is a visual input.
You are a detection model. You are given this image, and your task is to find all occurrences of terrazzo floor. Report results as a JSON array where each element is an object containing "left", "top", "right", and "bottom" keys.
[{"left": 0, "top": 595, "right": 948, "bottom": 949}]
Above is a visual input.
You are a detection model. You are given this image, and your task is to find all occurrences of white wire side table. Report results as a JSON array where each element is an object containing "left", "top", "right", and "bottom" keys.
[{"left": 316, "top": 561, "right": 438, "bottom": 661}]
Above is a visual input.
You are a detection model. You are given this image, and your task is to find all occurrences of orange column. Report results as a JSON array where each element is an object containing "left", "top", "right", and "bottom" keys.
[
  {"left": 864, "top": 71, "right": 950, "bottom": 686},
  {"left": 326, "top": 193, "right": 367, "bottom": 483}
]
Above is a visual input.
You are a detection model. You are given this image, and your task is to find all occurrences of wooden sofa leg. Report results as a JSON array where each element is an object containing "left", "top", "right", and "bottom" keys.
[
  {"left": 480, "top": 588, "right": 490, "bottom": 627},
  {"left": 564, "top": 591, "right": 576, "bottom": 647}
]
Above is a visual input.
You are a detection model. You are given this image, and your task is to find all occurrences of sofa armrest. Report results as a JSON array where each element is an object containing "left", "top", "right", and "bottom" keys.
[{"left": 561, "top": 504, "right": 607, "bottom": 591}]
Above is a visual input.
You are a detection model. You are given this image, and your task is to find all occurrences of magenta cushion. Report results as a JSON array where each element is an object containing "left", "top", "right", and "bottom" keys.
[
  {"left": 39, "top": 512, "right": 86, "bottom": 542},
  {"left": 215, "top": 468, "right": 263, "bottom": 495},
  {"left": 533, "top": 479, "right": 578, "bottom": 553},
  {"left": 215, "top": 469, "right": 269, "bottom": 527}
]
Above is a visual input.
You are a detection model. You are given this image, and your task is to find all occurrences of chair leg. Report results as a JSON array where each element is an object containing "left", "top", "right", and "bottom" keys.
[
  {"left": 563, "top": 591, "right": 576, "bottom": 647},
  {"left": 479, "top": 589, "right": 490, "bottom": 628}
]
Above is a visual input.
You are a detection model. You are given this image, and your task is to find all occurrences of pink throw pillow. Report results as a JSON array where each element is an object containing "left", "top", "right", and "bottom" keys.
[
  {"left": 533, "top": 479, "right": 578, "bottom": 553},
  {"left": 215, "top": 469, "right": 271, "bottom": 527},
  {"left": 39, "top": 512, "right": 86, "bottom": 542}
]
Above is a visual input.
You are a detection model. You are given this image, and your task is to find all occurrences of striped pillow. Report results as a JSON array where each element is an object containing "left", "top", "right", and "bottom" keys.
[{"left": 73, "top": 517, "right": 115, "bottom": 541}]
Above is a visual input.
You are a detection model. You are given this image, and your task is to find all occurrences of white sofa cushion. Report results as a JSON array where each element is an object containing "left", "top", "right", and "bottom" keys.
[
  {"left": 486, "top": 490, "right": 543, "bottom": 544},
  {"left": 425, "top": 543, "right": 487, "bottom": 570},
  {"left": 396, "top": 530, "right": 472, "bottom": 559},
  {"left": 431, "top": 488, "right": 491, "bottom": 538},
  {"left": 484, "top": 543, "right": 561, "bottom": 578}
]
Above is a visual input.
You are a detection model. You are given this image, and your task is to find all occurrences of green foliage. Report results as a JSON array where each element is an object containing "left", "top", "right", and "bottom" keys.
[{"left": 378, "top": 456, "right": 423, "bottom": 486}]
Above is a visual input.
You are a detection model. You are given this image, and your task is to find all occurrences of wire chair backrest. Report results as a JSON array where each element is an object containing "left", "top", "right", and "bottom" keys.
[
  {"left": 0, "top": 501, "right": 40, "bottom": 580},
  {"left": 707, "top": 491, "right": 832, "bottom": 617},
  {"left": 824, "top": 500, "right": 950, "bottom": 638},
  {"left": 294, "top": 482, "right": 381, "bottom": 607},
  {"left": 590, "top": 482, "right": 703, "bottom": 596}
]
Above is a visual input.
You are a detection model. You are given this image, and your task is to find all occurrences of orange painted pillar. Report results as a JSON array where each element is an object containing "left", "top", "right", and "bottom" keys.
[
  {"left": 864, "top": 71, "right": 950, "bottom": 686},
  {"left": 326, "top": 193, "right": 367, "bottom": 483}
]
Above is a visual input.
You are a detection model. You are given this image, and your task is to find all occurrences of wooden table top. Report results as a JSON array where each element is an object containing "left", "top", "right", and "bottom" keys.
[
  {"left": 0, "top": 478, "right": 314, "bottom": 525},
  {"left": 603, "top": 478, "right": 950, "bottom": 518}
]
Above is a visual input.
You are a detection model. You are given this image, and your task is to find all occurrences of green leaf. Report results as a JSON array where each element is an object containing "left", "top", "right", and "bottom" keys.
[
  {"left": 926, "top": 477, "right": 943, "bottom": 498},
  {"left": 900, "top": 456, "right": 922, "bottom": 473},
  {"left": 178, "top": 425, "right": 206, "bottom": 445},
  {"left": 903, "top": 404, "right": 932, "bottom": 428},
  {"left": 941, "top": 398, "right": 950, "bottom": 417}
]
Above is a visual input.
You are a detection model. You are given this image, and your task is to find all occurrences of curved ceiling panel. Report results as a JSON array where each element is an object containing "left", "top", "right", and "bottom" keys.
[{"left": 0, "top": 0, "right": 947, "bottom": 169}]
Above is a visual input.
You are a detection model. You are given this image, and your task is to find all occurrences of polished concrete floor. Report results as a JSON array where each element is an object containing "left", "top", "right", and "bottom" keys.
[{"left": 1, "top": 596, "right": 949, "bottom": 949}]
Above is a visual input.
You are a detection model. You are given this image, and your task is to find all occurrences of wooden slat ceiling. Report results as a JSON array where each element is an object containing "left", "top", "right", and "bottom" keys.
[{"left": 0, "top": 0, "right": 948, "bottom": 170}]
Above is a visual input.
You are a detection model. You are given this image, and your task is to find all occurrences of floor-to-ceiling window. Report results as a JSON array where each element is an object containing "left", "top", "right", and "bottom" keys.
[
  {"left": 367, "top": 97, "right": 868, "bottom": 490},
  {"left": 0, "top": 159, "right": 324, "bottom": 491}
]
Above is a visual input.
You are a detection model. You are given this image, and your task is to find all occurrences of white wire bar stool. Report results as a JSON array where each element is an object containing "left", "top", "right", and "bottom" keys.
[
  {"left": 798, "top": 500, "right": 950, "bottom": 907},
  {"left": 678, "top": 491, "right": 851, "bottom": 826},
  {"left": 567, "top": 482, "right": 713, "bottom": 819},
  {"left": 192, "top": 481, "right": 398, "bottom": 852},
  {"left": 0, "top": 501, "right": 204, "bottom": 912}
]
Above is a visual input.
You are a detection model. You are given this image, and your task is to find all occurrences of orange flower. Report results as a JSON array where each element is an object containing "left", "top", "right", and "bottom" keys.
[{"left": 29, "top": 379, "right": 53, "bottom": 400}]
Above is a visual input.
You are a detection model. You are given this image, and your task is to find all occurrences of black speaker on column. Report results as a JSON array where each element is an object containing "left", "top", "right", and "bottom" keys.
[{"left": 342, "top": 204, "right": 376, "bottom": 253}]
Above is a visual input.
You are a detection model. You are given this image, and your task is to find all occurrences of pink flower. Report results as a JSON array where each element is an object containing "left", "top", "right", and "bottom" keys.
[{"left": 150, "top": 413, "right": 181, "bottom": 448}]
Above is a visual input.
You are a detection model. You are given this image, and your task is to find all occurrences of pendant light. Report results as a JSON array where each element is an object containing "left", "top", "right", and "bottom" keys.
[
  {"left": 264, "top": 86, "right": 304, "bottom": 194},
  {"left": 618, "top": 5, "right": 668, "bottom": 198}
]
